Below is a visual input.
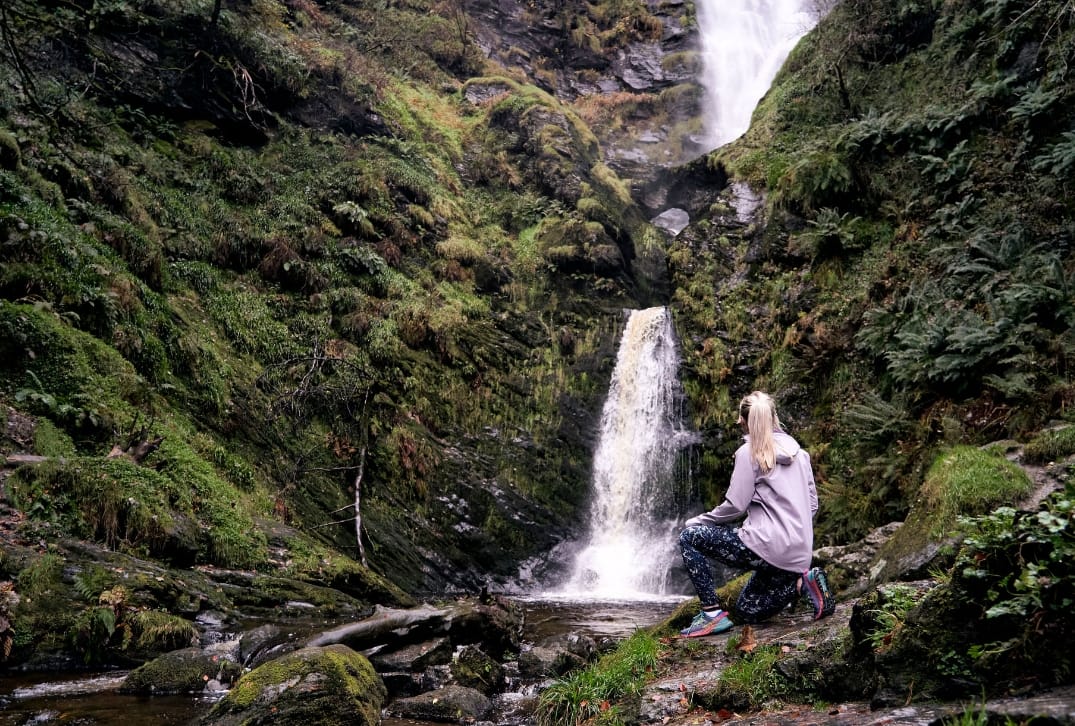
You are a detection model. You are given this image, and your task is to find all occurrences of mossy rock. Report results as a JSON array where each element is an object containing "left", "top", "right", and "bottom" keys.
[
  {"left": 869, "top": 445, "right": 1033, "bottom": 585},
  {"left": 450, "top": 644, "right": 504, "bottom": 695},
  {"left": 1024, "top": 425, "right": 1075, "bottom": 465},
  {"left": 0, "top": 129, "right": 21, "bottom": 170},
  {"left": 869, "top": 583, "right": 992, "bottom": 705},
  {"left": 120, "top": 647, "right": 241, "bottom": 694},
  {"left": 203, "top": 570, "right": 372, "bottom": 619},
  {"left": 203, "top": 644, "right": 386, "bottom": 726}
]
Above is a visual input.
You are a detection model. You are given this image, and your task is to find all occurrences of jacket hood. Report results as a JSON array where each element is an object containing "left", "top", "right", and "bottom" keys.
[{"left": 773, "top": 431, "right": 801, "bottom": 466}]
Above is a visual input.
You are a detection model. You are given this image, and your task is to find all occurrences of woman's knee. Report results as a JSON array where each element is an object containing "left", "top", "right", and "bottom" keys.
[{"left": 679, "top": 525, "right": 699, "bottom": 547}]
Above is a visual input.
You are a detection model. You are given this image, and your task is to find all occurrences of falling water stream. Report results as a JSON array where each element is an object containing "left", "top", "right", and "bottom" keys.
[
  {"left": 548, "top": 307, "right": 698, "bottom": 601},
  {"left": 696, "top": 0, "right": 820, "bottom": 148}
]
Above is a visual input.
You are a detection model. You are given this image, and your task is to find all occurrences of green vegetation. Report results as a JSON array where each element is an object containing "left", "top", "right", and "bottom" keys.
[
  {"left": 920, "top": 446, "right": 1033, "bottom": 536},
  {"left": 1024, "top": 425, "right": 1075, "bottom": 465},
  {"left": 709, "top": 644, "right": 787, "bottom": 710},
  {"left": 535, "top": 630, "right": 664, "bottom": 726},
  {"left": 957, "top": 485, "right": 1075, "bottom": 675},
  {"left": 862, "top": 584, "right": 923, "bottom": 652},
  {"left": 868, "top": 482, "right": 1075, "bottom": 702}
]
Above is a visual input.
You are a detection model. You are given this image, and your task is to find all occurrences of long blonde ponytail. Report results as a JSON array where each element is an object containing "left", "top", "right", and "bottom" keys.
[{"left": 739, "top": 391, "right": 782, "bottom": 472}]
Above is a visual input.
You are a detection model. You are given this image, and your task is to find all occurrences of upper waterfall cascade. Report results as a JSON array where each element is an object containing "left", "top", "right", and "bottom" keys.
[
  {"left": 553, "top": 307, "right": 699, "bottom": 600},
  {"left": 696, "top": 0, "right": 820, "bottom": 149}
]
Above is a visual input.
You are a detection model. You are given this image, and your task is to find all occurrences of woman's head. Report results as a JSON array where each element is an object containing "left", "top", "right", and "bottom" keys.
[{"left": 738, "top": 391, "right": 782, "bottom": 471}]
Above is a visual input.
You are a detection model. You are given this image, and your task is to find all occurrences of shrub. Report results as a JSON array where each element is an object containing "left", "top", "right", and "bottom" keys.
[{"left": 947, "top": 484, "right": 1075, "bottom": 688}]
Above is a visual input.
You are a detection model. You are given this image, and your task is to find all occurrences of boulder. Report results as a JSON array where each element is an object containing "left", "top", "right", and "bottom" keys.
[
  {"left": 650, "top": 208, "right": 690, "bottom": 236},
  {"left": 511, "top": 632, "right": 597, "bottom": 679},
  {"left": 450, "top": 645, "right": 505, "bottom": 695},
  {"left": 120, "top": 647, "right": 241, "bottom": 694},
  {"left": 517, "top": 643, "right": 586, "bottom": 677},
  {"left": 386, "top": 684, "right": 492, "bottom": 723},
  {"left": 201, "top": 644, "right": 385, "bottom": 726},
  {"left": 239, "top": 623, "right": 304, "bottom": 668},
  {"left": 366, "top": 636, "right": 453, "bottom": 672},
  {"left": 813, "top": 521, "right": 903, "bottom": 598}
]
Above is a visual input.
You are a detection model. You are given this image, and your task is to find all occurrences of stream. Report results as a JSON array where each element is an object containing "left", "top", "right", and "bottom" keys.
[{"left": 0, "top": 597, "right": 681, "bottom": 726}]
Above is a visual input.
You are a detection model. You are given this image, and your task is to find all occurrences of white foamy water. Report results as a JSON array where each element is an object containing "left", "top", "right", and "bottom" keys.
[
  {"left": 550, "top": 307, "right": 698, "bottom": 601},
  {"left": 696, "top": 0, "right": 820, "bottom": 148}
]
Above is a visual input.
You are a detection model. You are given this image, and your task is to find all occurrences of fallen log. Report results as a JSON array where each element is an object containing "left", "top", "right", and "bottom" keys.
[{"left": 305, "top": 604, "right": 455, "bottom": 650}]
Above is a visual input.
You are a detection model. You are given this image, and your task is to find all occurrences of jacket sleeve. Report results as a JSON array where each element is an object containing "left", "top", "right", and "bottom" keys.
[
  {"left": 805, "top": 451, "right": 818, "bottom": 516},
  {"left": 685, "top": 445, "right": 757, "bottom": 527}
]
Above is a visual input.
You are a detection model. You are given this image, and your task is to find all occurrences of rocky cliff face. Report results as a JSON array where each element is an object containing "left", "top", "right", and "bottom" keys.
[{"left": 468, "top": 0, "right": 711, "bottom": 210}]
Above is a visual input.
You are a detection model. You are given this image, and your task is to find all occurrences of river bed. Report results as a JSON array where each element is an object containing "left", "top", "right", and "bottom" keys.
[{"left": 0, "top": 597, "right": 680, "bottom": 725}]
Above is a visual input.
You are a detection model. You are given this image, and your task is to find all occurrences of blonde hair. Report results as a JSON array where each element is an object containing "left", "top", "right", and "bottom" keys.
[{"left": 738, "top": 391, "right": 783, "bottom": 472}]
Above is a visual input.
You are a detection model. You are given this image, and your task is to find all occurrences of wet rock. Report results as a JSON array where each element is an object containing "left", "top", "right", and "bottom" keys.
[
  {"left": 450, "top": 645, "right": 505, "bottom": 695},
  {"left": 613, "top": 43, "right": 667, "bottom": 91},
  {"left": 813, "top": 521, "right": 902, "bottom": 598},
  {"left": 464, "top": 80, "right": 514, "bottom": 105},
  {"left": 387, "top": 684, "right": 493, "bottom": 723},
  {"left": 157, "top": 512, "right": 201, "bottom": 567},
  {"left": 239, "top": 623, "right": 305, "bottom": 668},
  {"left": 366, "top": 636, "right": 453, "bottom": 672},
  {"left": 517, "top": 643, "right": 585, "bottom": 677},
  {"left": 651, "top": 208, "right": 690, "bottom": 236},
  {"left": 201, "top": 644, "right": 385, "bottom": 726},
  {"left": 517, "top": 631, "right": 599, "bottom": 677},
  {"left": 203, "top": 569, "right": 372, "bottom": 619},
  {"left": 379, "top": 671, "right": 426, "bottom": 698},
  {"left": 120, "top": 647, "right": 241, "bottom": 694}
]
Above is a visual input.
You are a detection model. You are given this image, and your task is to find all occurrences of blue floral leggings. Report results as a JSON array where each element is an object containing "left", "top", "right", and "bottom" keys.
[{"left": 679, "top": 524, "right": 800, "bottom": 623}]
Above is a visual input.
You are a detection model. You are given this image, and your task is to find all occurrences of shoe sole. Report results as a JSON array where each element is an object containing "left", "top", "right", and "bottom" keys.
[
  {"left": 680, "top": 612, "right": 734, "bottom": 638},
  {"left": 805, "top": 569, "right": 835, "bottom": 620}
]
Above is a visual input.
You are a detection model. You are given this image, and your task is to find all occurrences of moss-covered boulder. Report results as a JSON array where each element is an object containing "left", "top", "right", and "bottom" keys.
[
  {"left": 450, "top": 644, "right": 505, "bottom": 695},
  {"left": 202, "top": 644, "right": 385, "bottom": 726},
  {"left": 868, "top": 445, "right": 1032, "bottom": 585},
  {"left": 120, "top": 647, "right": 241, "bottom": 694}
]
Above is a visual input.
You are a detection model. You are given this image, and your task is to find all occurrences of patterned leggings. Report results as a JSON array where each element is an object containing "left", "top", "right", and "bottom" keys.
[{"left": 679, "top": 524, "right": 800, "bottom": 623}]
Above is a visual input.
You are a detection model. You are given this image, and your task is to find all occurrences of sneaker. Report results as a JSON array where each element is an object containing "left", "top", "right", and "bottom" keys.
[
  {"left": 679, "top": 609, "right": 734, "bottom": 637},
  {"left": 802, "top": 567, "right": 836, "bottom": 620}
]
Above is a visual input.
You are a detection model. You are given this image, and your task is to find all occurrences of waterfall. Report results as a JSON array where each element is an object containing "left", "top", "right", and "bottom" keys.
[
  {"left": 696, "top": 0, "right": 820, "bottom": 148},
  {"left": 554, "top": 307, "right": 699, "bottom": 600}
]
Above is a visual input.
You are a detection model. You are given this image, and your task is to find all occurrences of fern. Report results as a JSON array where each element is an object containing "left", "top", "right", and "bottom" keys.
[
  {"left": 1033, "top": 130, "right": 1075, "bottom": 177},
  {"left": 1009, "top": 84, "right": 1062, "bottom": 130},
  {"left": 72, "top": 566, "right": 113, "bottom": 602},
  {"left": 130, "top": 610, "right": 198, "bottom": 651},
  {"left": 842, "top": 392, "right": 915, "bottom": 443}
]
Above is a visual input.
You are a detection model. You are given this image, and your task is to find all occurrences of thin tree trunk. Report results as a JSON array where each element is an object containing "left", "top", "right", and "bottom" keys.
[{"left": 354, "top": 445, "right": 367, "bottom": 567}]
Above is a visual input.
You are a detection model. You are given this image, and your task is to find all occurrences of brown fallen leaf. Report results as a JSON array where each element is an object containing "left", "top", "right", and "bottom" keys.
[{"left": 737, "top": 624, "right": 757, "bottom": 653}]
